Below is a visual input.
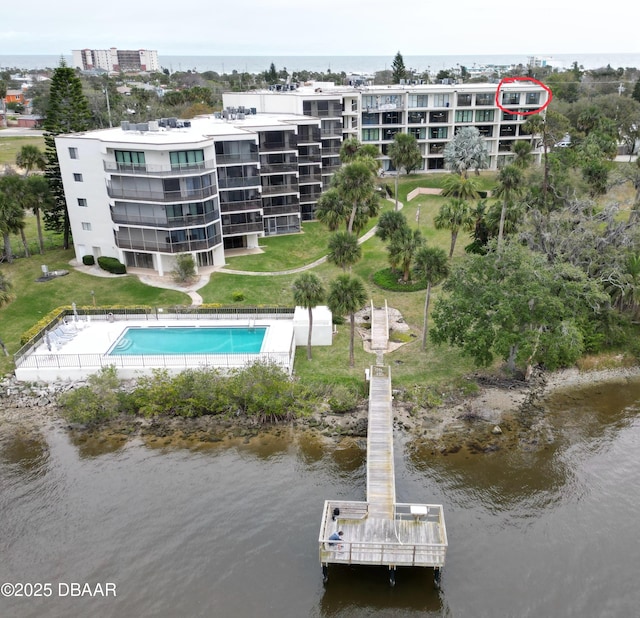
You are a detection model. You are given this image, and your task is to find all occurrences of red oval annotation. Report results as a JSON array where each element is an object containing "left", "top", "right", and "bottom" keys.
[{"left": 494, "top": 77, "right": 552, "bottom": 116}]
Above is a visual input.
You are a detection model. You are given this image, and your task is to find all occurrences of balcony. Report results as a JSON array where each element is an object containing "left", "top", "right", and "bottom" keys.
[
  {"left": 300, "top": 188, "right": 322, "bottom": 201},
  {"left": 298, "top": 173, "right": 322, "bottom": 184},
  {"left": 110, "top": 210, "right": 219, "bottom": 228},
  {"left": 298, "top": 154, "right": 322, "bottom": 164},
  {"left": 215, "top": 152, "right": 259, "bottom": 165},
  {"left": 104, "top": 159, "right": 216, "bottom": 176},
  {"left": 260, "top": 139, "right": 298, "bottom": 152},
  {"left": 322, "top": 165, "right": 341, "bottom": 174},
  {"left": 115, "top": 235, "right": 222, "bottom": 253},
  {"left": 220, "top": 199, "right": 263, "bottom": 213},
  {"left": 107, "top": 184, "right": 217, "bottom": 203},
  {"left": 263, "top": 204, "right": 301, "bottom": 216},
  {"left": 218, "top": 176, "right": 261, "bottom": 189},
  {"left": 261, "top": 183, "right": 299, "bottom": 196},
  {"left": 222, "top": 222, "right": 264, "bottom": 236},
  {"left": 321, "top": 127, "right": 343, "bottom": 138},
  {"left": 260, "top": 162, "right": 298, "bottom": 174}
]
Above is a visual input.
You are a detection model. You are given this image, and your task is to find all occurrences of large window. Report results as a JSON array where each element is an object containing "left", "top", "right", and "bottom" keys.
[
  {"left": 457, "top": 93, "right": 472, "bottom": 106},
  {"left": 502, "top": 92, "right": 520, "bottom": 105},
  {"left": 526, "top": 92, "right": 541, "bottom": 105},
  {"left": 430, "top": 127, "right": 448, "bottom": 139},
  {"left": 433, "top": 94, "right": 450, "bottom": 107},
  {"left": 362, "top": 128, "right": 379, "bottom": 141},
  {"left": 362, "top": 112, "right": 379, "bottom": 125},
  {"left": 408, "top": 94, "right": 428, "bottom": 108},
  {"left": 409, "top": 127, "right": 426, "bottom": 140},
  {"left": 476, "top": 93, "right": 492, "bottom": 106},
  {"left": 170, "top": 150, "right": 204, "bottom": 167},
  {"left": 430, "top": 111, "right": 449, "bottom": 123},
  {"left": 475, "top": 109, "right": 495, "bottom": 122},
  {"left": 408, "top": 111, "right": 426, "bottom": 124},
  {"left": 455, "top": 110, "right": 473, "bottom": 123},
  {"left": 382, "top": 112, "right": 402, "bottom": 124},
  {"left": 115, "top": 150, "right": 145, "bottom": 166}
]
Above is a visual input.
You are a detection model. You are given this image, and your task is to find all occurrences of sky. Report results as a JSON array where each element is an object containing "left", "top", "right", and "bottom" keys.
[{"left": 0, "top": 0, "right": 637, "bottom": 57}]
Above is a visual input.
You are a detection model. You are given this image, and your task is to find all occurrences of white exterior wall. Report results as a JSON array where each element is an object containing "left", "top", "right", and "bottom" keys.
[
  {"left": 139, "top": 50, "right": 159, "bottom": 72},
  {"left": 56, "top": 135, "right": 118, "bottom": 262},
  {"left": 223, "top": 92, "right": 303, "bottom": 115},
  {"left": 293, "top": 306, "right": 333, "bottom": 346}
]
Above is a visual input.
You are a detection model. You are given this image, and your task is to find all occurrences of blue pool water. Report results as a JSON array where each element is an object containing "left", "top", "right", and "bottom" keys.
[{"left": 109, "top": 327, "right": 267, "bottom": 355}]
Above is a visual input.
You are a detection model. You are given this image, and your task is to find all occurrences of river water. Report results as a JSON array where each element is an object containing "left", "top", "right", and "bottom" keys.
[{"left": 1, "top": 378, "right": 639, "bottom": 617}]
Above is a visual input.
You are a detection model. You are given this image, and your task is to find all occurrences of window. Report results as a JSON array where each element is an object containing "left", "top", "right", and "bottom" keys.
[
  {"left": 73, "top": 173, "right": 83, "bottom": 182},
  {"left": 526, "top": 92, "right": 540, "bottom": 105},
  {"left": 433, "top": 94, "right": 450, "bottom": 107},
  {"left": 81, "top": 222, "right": 91, "bottom": 231},
  {"left": 408, "top": 94, "right": 428, "bottom": 108},
  {"left": 502, "top": 112, "right": 517, "bottom": 121},
  {"left": 409, "top": 127, "right": 426, "bottom": 140},
  {"left": 115, "top": 150, "right": 145, "bottom": 166},
  {"left": 475, "top": 109, "right": 495, "bottom": 122},
  {"left": 455, "top": 110, "right": 473, "bottom": 123},
  {"left": 69, "top": 147, "right": 78, "bottom": 159},
  {"left": 362, "top": 128, "right": 379, "bottom": 141},
  {"left": 170, "top": 150, "right": 204, "bottom": 167},
  {"left": 430, "top": 127, "right": 448, "bottom": 139},
  {"left": 430, "top": 111, "right": 449, "bottom": 123},
  {"left": 477, "top": 125, "right": 494, "bottom": 137},
  {"left": 77, "top": 198, "right": 87, "bottom": 207},
  {"left": 408, "top": 111, "right": 426, "bottom": 124},
  {"left": 502, "top": 92, "right": 520, "bottom": 105},
  {"left": 476, "top": 93, "right": 492, "bottom": 106},
  {"left": 457, "top": 93, "right": 472, "bottom": 106},
  {"left": 382, "top": 111, "right": 401, "bottom": 124},
  {"left": 362, "top": 112, "right": 379, "bottom": 125}
]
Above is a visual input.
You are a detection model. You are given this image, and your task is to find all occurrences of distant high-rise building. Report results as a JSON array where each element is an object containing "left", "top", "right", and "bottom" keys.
[{"left": 72, "top": 48, "right": 159, "bottom": 73}]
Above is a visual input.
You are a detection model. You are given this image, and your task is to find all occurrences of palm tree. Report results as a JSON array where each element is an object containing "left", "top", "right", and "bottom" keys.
[
  {"left": 375, "top": 210, "right": 407, "bottom": 242},
  {"left": 0, "top": 270, "right": 13, "bottom": 307},
  {"left": 387, "top": 133, "right": 422, "bottom": 210},
  {"left": 494, "top": 165, "right": 523, "bottom": 249},
  {"left": 327, "top": 231, "right": 361, "bottom": 271},
  {"left": 386, "top": 227, "right": 424, "bottom": 281},
  {"left": 327, "top": 274, "right": 368, "bottom": 367},
  {"left": 440, "top": 173, "right": 481, "bottom": 201},
  {"left": 433, "top": 197, "right": 474, "bottom": 257},
  {"left": 292, "top": 272, "right": 326, "bottom": 361},
  {"left": 444, "top": 126, "right": 489, "bottom": 178},
  {"left": 0, "top": 174, "right": 27, "bottom": 262},
  {"left": 25, "top": 175, "right": 53, "bottom": 254},
  {"left": 315, "top": 188, "right": 347, "bottom": 231},
  {"left": 332, "top": 160, "right": 379, "bottom": 234},
  {"left": 512, "top": 140, "right": 532, "bottom": 169},
  {"left": 15, "top": 145, "right": 46, "bottom": 177},
  {"left": 413, "top": 246, "right": 449, "bottom": 350}
]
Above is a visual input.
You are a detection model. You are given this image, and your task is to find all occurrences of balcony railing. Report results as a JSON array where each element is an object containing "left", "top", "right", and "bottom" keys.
[
  {"left": 321, "top": 165, "right": 341, "bottom": 174},
  {"left": 222, "top": 222, "right": 264, "bottom": 236},
  {"left": 298, "top": 174, "right": 322, "bottom": 184},
  {"left": 104, "top": 159, "right": 216, "bottom": 176},
  {"left": 260, "top": 140, "right": 298, "bottom": 152},
  {"left": 110, "top": 210, "right": 219, "bottom": 228},
  {"left": 300, "top": 188, "right": 322, "bottom": 202},
  {"left": 220, "top": 199, "right": 263, "bottom": 213},
  {"left": 298, "top": 155, "right": 322, "bottom": 164},
  {"left": 260, "top": 162, "right": 298, "bottom": 174},
  {"left": 321, "top": 147, "right": 341, "bottom": 156},
  {"left": 261, "top": 184, "right": 299, "bottom": 196},
  {"left": 218, "top": 176, "right": 261, "bottom": 189},
  {"left": 263, "top": 205, "right": 301, "bottom": 216},
  {"left": 107, "top": 184, "right": 217, "bottom": 203},
  {"left": 215, "top": 152, "right": 259, "bottom": 165},
  {"left": 321, "top": 128, "right": 343, "bottom": 138},
  {"left": 115, "top": 235, "right": 222, "bottom": 253}
]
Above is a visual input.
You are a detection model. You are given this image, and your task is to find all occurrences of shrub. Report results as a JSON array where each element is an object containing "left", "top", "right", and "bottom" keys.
[
  {"left": 372, "top": 268, "right": 426, "bottom": 292},
  {"left": 327, "top": 384, "right": 361, "bottom": 414},
  {"left": 232, "top": 290, "right": 245, "bottom": 302},
  {"left": 172, "top": 253, "right": 196, "bottom": 284},
  {"left": 58, "top": 366, "right": 123, "bottom": 423},
  {"left": 97, "top": 256, "right": 127, "bottom": 275},
  {"left": 82, "top": 255, "right": 95, "bottom": 266}
]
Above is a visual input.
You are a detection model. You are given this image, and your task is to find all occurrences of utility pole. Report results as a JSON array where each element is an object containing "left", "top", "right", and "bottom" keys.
[{"left": 104, "top": 76, "right": 113, "bottom": 128}]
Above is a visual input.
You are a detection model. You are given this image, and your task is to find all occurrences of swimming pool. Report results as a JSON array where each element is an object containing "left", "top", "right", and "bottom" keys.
[{"left": 109, "top": 326, "right": 267, "bottom": 356}]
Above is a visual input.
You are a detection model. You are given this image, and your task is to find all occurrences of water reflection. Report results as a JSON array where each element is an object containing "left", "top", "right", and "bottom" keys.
[
  {"left": 318, "top": 565, "right": 444, "bottom": 617},
  {"left": 0, "top": 430, "right": 49, "bottom": 477}
]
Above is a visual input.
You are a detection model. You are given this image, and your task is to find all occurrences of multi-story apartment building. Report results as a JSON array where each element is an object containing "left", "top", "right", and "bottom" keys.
[
  {"left": 55, "top": 112, "right": 323, "bottom": 276},
  {"left": 223, "top": 80, "right": 548, "bottom": 173},
  {"left": 72, "top": 48, "right": 160, "bottom": 73}
]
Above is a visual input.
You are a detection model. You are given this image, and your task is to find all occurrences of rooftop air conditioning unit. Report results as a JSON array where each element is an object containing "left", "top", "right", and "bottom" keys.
[
  {"left": 237, "top": 113, "right": 245, "bottom": 120},
  {"left": 183, "top": 120, "right": 191, "bottom": 128},
  {"left": 148, "top": 120, "right": 159, "bottom": 131},
  {"left": 137, "top": 122, "right": 149, "bottom": 132},
  {"left": 121, "top": 121, "right": 130, "bottom": 131},
  {"left": 167, "top": 117, "right": 177, "bottom": 128}
]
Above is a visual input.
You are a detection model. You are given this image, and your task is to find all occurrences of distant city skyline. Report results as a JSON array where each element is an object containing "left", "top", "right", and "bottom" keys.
[{"left": 0, "top": 0, "right": 636, "bottom": 57}]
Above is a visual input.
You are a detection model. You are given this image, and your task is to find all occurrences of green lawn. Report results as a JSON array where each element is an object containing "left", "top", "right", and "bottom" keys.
[
  {"left": 0, "top": 173, "right": 491, "bottom": 390},
  {"left": 0, "top": 134, "right": 47, "bottom": 166}
]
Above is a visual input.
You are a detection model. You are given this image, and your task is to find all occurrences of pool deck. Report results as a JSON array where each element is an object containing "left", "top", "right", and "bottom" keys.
[{"left": 15, "top": 315, "right": 296, "bottom": 382}]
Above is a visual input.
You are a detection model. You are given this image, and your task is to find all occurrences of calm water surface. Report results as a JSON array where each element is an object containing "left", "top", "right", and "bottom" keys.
[{"left": 1, "top": 378, "right": 640, "bottom": 617}]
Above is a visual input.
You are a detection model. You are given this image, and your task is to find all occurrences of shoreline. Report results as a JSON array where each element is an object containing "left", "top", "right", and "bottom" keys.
[{"left": 2, "top": 365, "right": 640, "bottom": 452}]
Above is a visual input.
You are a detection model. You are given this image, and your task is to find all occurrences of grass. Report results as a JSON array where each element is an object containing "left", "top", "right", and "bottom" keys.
[{"left": 0, "top": 134, "right": 47, "bottom": 166}]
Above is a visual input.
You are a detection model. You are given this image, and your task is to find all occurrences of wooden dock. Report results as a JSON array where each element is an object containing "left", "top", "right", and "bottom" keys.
[{"left": 318, "top": 302, "right": 448, "bottom": 585}]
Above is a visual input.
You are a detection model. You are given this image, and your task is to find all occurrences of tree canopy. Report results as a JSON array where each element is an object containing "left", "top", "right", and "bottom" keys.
[
  {"left": 391, "top": 52, "right": 407, "bottom": 84},
  {"left": 444, "top": 126, "right": 489, "bottom": 177}
]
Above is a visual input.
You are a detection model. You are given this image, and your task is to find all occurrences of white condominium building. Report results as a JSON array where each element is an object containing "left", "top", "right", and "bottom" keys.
[
  {"left": 224, "top": 81, "right": 548, "bottom": 172},
  {"left": 72, "top": 48, "right": 160, "bottom": 73},
  {"left": 55, "top": 112, "right": 325, "bottom": 276}
]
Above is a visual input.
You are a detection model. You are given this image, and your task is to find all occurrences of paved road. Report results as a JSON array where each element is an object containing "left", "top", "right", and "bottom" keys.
[{"left": 0, "top": 127, "right": 45, "bottom": 137}]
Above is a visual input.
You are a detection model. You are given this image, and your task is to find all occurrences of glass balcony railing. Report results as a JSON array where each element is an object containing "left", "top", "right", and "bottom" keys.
[
  {"left": 107, "top": 184, "right": 217, "bottom": 203},
  {"left": 110, "top": 210, "right": 219, "bottom": 228},
  {"left": 104, "top": 159, "right": 216, "bottom": 176}
]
